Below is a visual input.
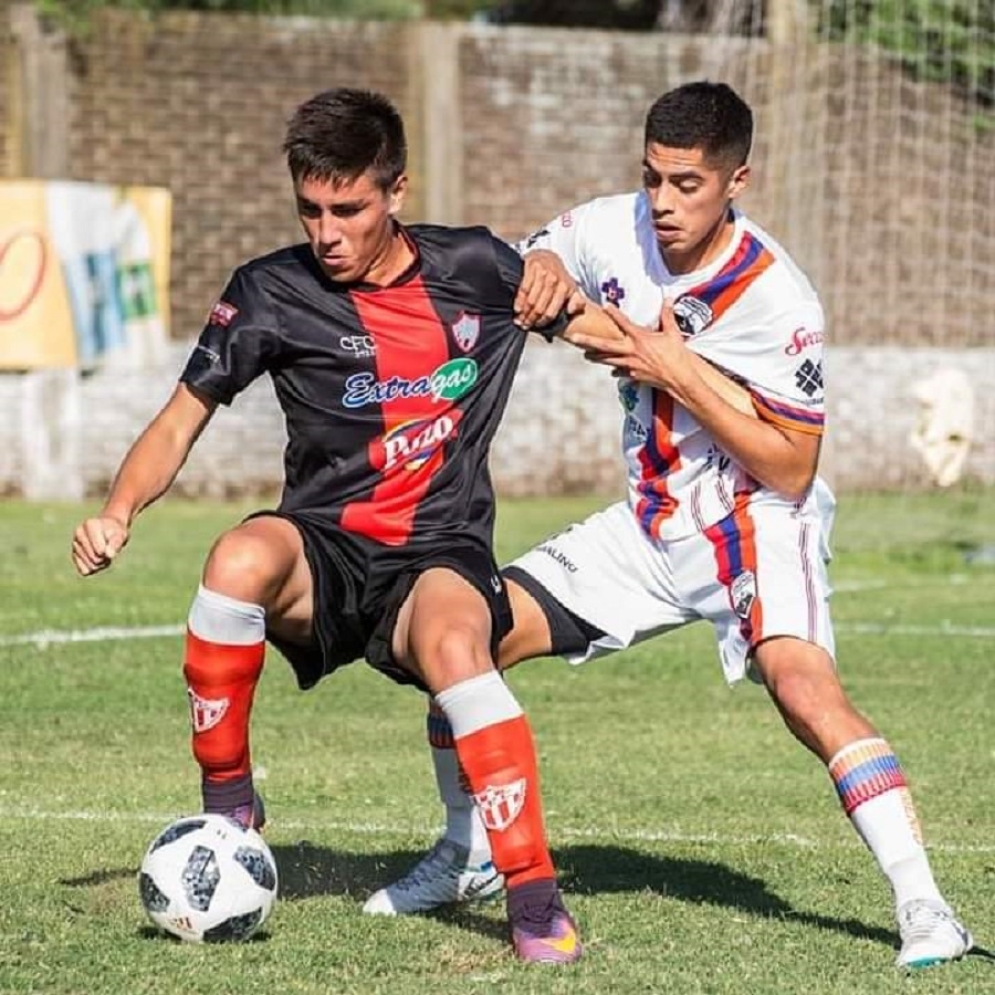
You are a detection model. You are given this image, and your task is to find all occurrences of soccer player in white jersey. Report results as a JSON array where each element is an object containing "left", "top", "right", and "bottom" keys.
[{"left": 363, "top": 81, "right": 973, "bottom": 970}]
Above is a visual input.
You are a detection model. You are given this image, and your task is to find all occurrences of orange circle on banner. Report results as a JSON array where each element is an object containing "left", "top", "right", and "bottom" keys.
[{"left": 0, "top": 230, "right": 48, "bottom": 321}]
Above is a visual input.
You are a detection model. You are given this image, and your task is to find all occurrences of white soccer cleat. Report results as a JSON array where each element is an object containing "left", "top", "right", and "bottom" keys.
[
  {"left": 362, "top": 838, "right": 504, "bottom": 916},
  {"left": 896, "top": 899, "right": 973, "bottom": 969}
]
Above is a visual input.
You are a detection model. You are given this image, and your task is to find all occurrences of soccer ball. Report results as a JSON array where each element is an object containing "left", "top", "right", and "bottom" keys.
[{"left": 138, "top": 814, "right": 278, "bottom": 942}]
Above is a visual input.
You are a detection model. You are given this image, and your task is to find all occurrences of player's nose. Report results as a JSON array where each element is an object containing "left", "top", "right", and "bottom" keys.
[{"left": 316, "top": 214, "right": 343, "bottom": 246}]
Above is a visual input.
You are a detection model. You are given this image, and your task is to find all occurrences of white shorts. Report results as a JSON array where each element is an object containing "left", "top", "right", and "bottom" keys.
[{"left": 508, "top": 491, "right": 836, "bottom": 684}]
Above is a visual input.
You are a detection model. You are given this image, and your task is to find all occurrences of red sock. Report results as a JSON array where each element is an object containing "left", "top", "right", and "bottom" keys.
[
  {"left": 183, "top": 629, "right": 264, "bottom": 790},
  {"left": 453, "top": 712, "right": 555, "bottom": 888}
]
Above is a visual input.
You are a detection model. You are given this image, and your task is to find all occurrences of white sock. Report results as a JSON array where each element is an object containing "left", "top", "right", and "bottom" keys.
[
  {"left": 829, "top": 738, "right": 943, "bottom": 909},
  {"left": 188, "top": 584, "right": 265, "bottom": 643},
  {"left": 430, "top": 742, "right": 492, "bottom": 861}
]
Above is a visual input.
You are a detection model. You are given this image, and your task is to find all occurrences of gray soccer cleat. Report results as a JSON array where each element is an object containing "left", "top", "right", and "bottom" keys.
[{"left": 362, "top": 837, "right": 503, "bottom": 915}]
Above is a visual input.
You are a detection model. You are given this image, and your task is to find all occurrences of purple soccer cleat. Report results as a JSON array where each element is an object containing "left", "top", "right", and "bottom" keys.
[
  {"left": 508, "top": 878, "right": 582, "bottom": 964},
  {"left": 224, "top": 791, "right": 267, "bottom": 832}
]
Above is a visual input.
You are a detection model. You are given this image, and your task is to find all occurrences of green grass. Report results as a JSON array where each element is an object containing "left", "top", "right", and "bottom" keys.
[{"left": 1, "top": 491, "right": 994, "bottom": 994}]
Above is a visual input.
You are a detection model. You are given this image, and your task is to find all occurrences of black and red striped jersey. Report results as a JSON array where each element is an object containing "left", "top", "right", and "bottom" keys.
[{"left": 181, "top": 224, "right": 552, "bottom": 548}]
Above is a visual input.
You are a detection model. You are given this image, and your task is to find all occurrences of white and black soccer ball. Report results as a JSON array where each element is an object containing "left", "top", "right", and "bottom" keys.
[{"left": 138, "top": 814, "right": 278, "bottom": 943}]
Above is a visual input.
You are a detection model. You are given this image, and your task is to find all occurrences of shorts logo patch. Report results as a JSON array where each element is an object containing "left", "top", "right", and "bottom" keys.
[
  {"left": 536, "top": 541, "right": 578, "bottom": 573},
  {"left": 208, "top": 301, "right": 238, "bottom": 327},
  {"left": 187, "top": 688, "right": 229, "bottom": 733},
  {"left": 451, "top": 311, "right": 480, "bottom": 352},
  {"left": 474, "top": 778, "right": 527, "bottom": 832},
  {"left": 731, "top": 570, "right": 757, "bottom": 620}
]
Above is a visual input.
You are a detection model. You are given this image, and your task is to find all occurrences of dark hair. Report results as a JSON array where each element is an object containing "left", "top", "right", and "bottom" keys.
[
  {"left": 283, "top": 88, "right": 406, "bottom": 190},
  {"left": 644, "top": 81, "right": 753, "bottom": 170}
]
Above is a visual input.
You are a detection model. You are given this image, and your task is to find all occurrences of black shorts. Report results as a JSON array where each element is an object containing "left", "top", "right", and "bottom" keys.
[{"left": 248, "top": 511, "right": 513, "bottom": 693}]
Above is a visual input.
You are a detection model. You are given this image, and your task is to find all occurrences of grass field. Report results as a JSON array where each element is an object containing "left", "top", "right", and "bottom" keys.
[{"left": 1, "top": 490, "right": 994, "bottom": 994}]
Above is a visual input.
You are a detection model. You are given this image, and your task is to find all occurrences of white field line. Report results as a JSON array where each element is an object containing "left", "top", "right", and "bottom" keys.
[
  {"left": 1, "top": 805, "right": 992, "bottom": 853},
  {"left": 3, "top": 618, "right": 995, "bottom": 649}
]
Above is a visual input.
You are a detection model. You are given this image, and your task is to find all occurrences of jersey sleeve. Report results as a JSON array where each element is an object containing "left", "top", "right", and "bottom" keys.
[
  {"left": 179, "top": 267, "right": 282, "bottom": 406},
  {"left": 745, "top": 299, "right": 826, "bottom": 437},
  {"left": 513, "top": 201, "right": 600, "bottom": 299},
  {"left": 490, "top": 231, "right": 569, "bottom": 341}
]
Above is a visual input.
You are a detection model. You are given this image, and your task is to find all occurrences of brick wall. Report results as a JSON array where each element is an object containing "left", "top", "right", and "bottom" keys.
[
  {"left": 0, "top": 344, "right": 992, "bottom": 498},
  {"left": 1, "top": 8, "right": 992, "bottom": 498},
  {"left": 62, "top": 10, "right": 422, "bottom": 339}
]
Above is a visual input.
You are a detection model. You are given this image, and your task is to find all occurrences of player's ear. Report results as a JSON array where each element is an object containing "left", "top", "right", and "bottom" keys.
[
  {"left": 726, "top": 164, "right": 750, "bottom": 201},
  {"left": 388, "top": 175, "right": 408, "bottom": 216}
]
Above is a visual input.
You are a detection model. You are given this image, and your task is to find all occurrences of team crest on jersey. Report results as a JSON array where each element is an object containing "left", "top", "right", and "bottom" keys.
[
  {"left": 474, "top": 778, "right": 527, "bottom": 832},
  {"left": 450, "top": 311, "right": 480, "bottom": 353},
  {"left": 208, "top": 300, "right": 238, "bottom": 327},
  {"left": 601, "top": 277, "right": 626, "bottom": 304},
  {"left": 187, "top": 688, "right": 229, "bottom": 732},
  {"left": 731, "top": 571, "right": 757, "bottom": 620},
  {"left": 672, "top": 294, "right": 713, "bottom": 337}
]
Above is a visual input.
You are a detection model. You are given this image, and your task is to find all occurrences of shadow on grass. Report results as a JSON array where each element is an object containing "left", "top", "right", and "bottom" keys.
[
  {"left": 59, "top": 841, "right": 906, "bottom": 951},
  {"left": 270, "top": 840, "right": 898, "bottom": 949}
]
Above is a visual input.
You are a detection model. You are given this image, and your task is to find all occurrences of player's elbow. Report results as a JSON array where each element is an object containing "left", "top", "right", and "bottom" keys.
[{"left": 773, "top": 464, "right": 817, "bottom": 503}]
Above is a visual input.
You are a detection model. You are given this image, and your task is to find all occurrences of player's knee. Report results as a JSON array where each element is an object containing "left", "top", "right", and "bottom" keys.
[
  {"left": 757, "top": 639, "right": 842, "bottom": 719},
  {"left": 203, "top": 527, "right": 283, "bottom": 602},
  {"left": 415, "top": 621, "right": 493, "bottom": 688}
]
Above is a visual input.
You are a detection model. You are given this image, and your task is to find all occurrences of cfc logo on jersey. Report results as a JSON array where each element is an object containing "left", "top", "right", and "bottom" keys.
[{"left": 672, "top": 294, "right": 713, "bottom": 337}]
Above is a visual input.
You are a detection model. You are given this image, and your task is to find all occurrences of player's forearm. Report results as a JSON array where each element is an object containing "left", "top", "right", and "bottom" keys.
[
  {"left": 101, "top": 423, "right": 191, "bottom": 526},
  {"left": 565, "top": 304, "right": 755, "bottom": 417},
  {"left": 102, "top": 391, "right": 211, "bottom": 525},
  {"left": 561, "top": 302, "right": 625, "bottom": 346},
  {"left": 668, "top": 371, "right": 818, "bottom": 500}
]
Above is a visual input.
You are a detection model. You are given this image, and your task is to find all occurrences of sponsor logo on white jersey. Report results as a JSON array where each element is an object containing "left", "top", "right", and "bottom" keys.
[
  {"left": 794, "top": 358, "right": 824, "bottom": 397},
  {"left": 600, "top": 277, "right": 626, "bottom": 304},
  {"left": 784, "top": 327, "right": 824, "bottom": 356},
  {"left": 451, "top": 311, "right": 480, "bottom": 352},
  {"left": 474, "top": 778, "right": 527, "bottom": 832},
  {"left": 187, "top": 688, "right": 229, "bottom": 732},
  {"left": 618, "top": 381, "right": 640, "bottom": 413}
]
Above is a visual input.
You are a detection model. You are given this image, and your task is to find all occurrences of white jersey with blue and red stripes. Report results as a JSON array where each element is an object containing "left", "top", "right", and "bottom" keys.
[{"left": 519, "top": 192, "right": 827, "bottom": 541}]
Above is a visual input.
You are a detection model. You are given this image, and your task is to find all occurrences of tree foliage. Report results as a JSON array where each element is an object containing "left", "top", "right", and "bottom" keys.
[{"left": 818, "top": 0, "right": 994, "bottom": 107}]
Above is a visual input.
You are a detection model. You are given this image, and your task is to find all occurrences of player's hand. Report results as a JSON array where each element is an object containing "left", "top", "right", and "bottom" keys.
[
  {"left": 72, "top": 515, "right": 130, "bottom": 576},
  {"left": 514, "top": 250, "right": 583, "bottom": 329},
  {"left": 577, "top": 300, "right": 694, "bottom": 391}
]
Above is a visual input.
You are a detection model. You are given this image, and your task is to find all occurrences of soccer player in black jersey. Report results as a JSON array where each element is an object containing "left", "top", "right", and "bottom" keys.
[{"left": 70, "top": 87, "right": 620, "bottom": 964}]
